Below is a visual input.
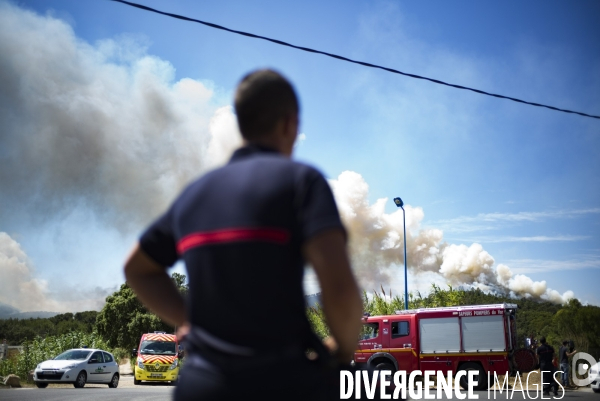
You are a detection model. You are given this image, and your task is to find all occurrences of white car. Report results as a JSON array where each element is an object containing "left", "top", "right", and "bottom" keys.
[
  {"left": 33, "top": 348, "right": 119, "bottom": 388},
  {"left": 591, "top": 361, "right": 600, "bottom": 393}
]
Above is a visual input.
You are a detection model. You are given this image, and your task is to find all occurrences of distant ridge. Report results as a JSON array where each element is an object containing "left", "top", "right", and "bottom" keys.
[
  {"left": 305, "top": 292, "right": 321, "bottom": 308},
  {"left": 0, "top": 302, "right": 58, "bottom": 320}
]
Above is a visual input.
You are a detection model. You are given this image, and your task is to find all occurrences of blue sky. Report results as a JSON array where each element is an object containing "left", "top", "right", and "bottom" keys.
[{"left": 0, "top": 0, "right": 598, "bottom": 312}]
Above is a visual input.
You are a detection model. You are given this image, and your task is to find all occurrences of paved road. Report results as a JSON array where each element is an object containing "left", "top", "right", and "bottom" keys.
[
  {"left": 347, "top": 387, "right": 596, "bottom": 400},
  {"left": 404, "top": 388, "right": 597, "bottom": 400},
  {"left": 0, "top": 376, "right": 175, "bottom": 401},
  {"left": 2, "top": 377, "right": 596, "bottom": 400},
  {"left": 401, "top": 388, "right": 596, "bottom": 400}
]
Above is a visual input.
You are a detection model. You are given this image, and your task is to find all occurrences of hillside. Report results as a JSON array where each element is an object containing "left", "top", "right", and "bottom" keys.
[
  {"left": 3, "top": 285, "right": 598, "bottom": 360},
  {"left": 0, "top": 302, "right": 58, "bottom": 320},
  {"left": 308, "top": 285, "right": 600, "bottom": 358},
  {"left": 0, "top": 311, "right": 98, "bottom": 345}
]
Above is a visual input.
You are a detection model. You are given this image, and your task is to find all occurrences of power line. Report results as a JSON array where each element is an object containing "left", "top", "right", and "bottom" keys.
[{"left": 109, "top": 0, "right": 599, "bottom": 120}]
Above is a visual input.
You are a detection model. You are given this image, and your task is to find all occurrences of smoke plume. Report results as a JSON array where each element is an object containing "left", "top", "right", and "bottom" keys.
[
  {"left": 0, "top": 3, "right": 243, "bottom": 312},
  {"left": 0, "top": 3, "right": 575, "bottom": 310},
  {"left": 0, "top": 232, "right": 112, "bottom": 312},
  {"left": 0, "top": 2, "right": 242, "bottom": 231},
  {"left": 329, "top": 171, "right": 574, "bottom": 303}
]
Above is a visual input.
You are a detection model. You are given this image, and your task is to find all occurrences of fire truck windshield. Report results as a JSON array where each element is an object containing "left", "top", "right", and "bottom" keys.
[
  {"left": 140, "top": 340, "right": 177, "bottom": 355},
  {"left": 360, "top": 323, "right": 379, "bottom": 340}
]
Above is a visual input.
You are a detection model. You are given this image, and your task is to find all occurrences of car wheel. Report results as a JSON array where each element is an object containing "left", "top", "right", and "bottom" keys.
[
  {"left": 592, "top": 388, "right": 600, "bottom": 393},
  {"left": 459, "top": 362, "right": 488, "bottom": 391},
  {"left": 134, "top": 378, "right": 141, "bottom": 385},
  {"left": 73, "top": 371, "right": 87, "bottom": 388},
  {"left": 35, "top": 382, "right": 48, "bottom": 388},
  {"left": 108, "top": 373, "right": 119, "bottom": 388}
]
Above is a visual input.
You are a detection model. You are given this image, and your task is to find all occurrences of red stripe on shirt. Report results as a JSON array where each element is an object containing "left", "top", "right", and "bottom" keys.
[{"left": 177, "top": 227, "right": 291, "bottom": 254}]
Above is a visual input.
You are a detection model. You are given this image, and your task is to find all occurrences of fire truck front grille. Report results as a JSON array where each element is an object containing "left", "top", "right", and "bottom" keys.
[{"left": 145, "top": 365, "right": 169, "bottom": 372}]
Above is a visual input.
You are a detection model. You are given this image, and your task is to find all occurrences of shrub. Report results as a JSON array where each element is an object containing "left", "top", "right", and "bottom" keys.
[{"left": 11, "top": 331, "right": 112, "bottom": 381}]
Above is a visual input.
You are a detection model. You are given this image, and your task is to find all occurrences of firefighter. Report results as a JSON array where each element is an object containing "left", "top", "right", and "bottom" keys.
[
  {"left": 124, "top": 69, "right": 363, "bottom": 400},
  {"left": 536, "top": 336, "right": 558, "bottom": 396}
]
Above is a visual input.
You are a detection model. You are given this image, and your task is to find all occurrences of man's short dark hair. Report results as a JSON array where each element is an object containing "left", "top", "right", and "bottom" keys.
[
  {"left": 540, "top": 336, "right": 546, "bottom": 344},
  {"left": 563, "top": 340, "right": 568, "bottom": 345},
  {"left": 234, "top": 69, "right": 299, "bottom": 140}
]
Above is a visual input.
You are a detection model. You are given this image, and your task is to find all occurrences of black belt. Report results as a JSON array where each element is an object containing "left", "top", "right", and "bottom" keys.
[{"left": 183, "top": 325, "right": 313, "bottom": 373}]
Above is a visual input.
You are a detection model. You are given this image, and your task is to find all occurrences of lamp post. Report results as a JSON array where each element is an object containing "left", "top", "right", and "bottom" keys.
[{"left": 393, "top": 197, "right": 409, "bottom": 310}]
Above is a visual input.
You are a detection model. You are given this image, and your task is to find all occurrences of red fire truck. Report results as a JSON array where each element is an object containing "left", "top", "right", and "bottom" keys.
[{"left": 353, "top": 303, "right": 522, "bottom": 390}]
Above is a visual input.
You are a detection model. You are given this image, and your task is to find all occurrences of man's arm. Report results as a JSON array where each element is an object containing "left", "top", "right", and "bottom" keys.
[
  {"left": 124, "top": 243, "right": 187, "bottom": 328},
  {"left": 566, "top": 349, "right": 577, "bottom": 357},
  {"left": 303, "top": 228, "right": 362, "bottom": 364}
]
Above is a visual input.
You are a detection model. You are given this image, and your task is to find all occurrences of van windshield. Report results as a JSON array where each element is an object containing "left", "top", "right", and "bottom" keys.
[{"left": 140, "top": 340, "right": 177, "bottom": 355}]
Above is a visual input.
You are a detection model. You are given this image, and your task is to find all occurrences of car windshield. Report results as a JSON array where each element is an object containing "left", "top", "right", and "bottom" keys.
[
  {"left": 140, "top": 340, "right": 176, "bottom": 355},
  {"left": 54, "top": 350, "right": 92, "bottom": 360}
]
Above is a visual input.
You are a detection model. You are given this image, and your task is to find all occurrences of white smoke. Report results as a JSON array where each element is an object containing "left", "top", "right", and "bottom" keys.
[
  {"left": 0, "top": 2, "right": 243, "bottom": 231},
  {"left": 0, "top": 3, "right": 242, "bottom": 312},
  {"left": 0, "top": 3, "right": 575, "bottom": 310},
  {"left": 0, "top": 232, "right": 111, "bottom": 312},
  {"left": 329, "top": 171, "right": 575, "bottom": 304}
]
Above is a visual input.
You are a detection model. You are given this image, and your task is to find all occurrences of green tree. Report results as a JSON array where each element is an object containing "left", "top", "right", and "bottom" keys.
[
  {"left": 0, "top": 311, "right": 99, "bottom": 345},
  {"left": 171, "top": 272, "right": 188, "bottom": 296},
  {"left": 49, "top": 312, "right": 74, "bottom": 326},
  {"left": 5, "top": 332, "right": 111, "bottom": 381},
  {"left": 55, "top": 319, "right": 87, "bottom": 335},
  {"left": 95, "top": 273, "right": 188, "bottom": 350},
  {"left": 307, "top": 306, "right": 329, "bottom": 339},
  {"left": 553, "top": 299, "right": 600, "bottom": 354},
  {"left": 95, "top": 283, "right": 169, "bottom": 350},
  {"left": 74, "top": 311, "right": 99, "bottom": 329},
  {"left": 306, "top": 284, "right": 600, "bottom": 356}
]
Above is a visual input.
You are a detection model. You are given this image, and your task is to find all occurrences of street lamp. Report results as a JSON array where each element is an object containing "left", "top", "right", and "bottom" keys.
[{"left": 393, "top": 197, "right": 409, "bottom": 310}]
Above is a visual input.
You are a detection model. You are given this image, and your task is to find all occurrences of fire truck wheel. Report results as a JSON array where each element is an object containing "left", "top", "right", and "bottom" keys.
[
  {"left": 375, "top": 362, "right": 395, "bottom": 373},
  {"left": 458, "top": 362, "right": 488, "bottom": 391}
]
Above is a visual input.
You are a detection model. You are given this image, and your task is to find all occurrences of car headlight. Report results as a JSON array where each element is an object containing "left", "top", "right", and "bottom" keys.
[
  {"left": 169, "top": 359, "right": 178, "bottom": 370},
  {"left": 64, "top": 363, "right": 79, "bottom": 370},
  {"left": 137, "top": 359, "right": 145, "bottom": 370},
  {"left": 36, "top": 364, "right": 41, "bottom": 369}
]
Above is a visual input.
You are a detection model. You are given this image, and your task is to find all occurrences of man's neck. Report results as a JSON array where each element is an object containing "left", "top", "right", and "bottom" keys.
[{"left": 244, "top": 139, "right": 291, "bottom": 158}]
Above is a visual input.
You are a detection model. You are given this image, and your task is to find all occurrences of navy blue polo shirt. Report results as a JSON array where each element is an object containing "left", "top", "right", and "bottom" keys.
[
  {"left": 139, "top": 144, "right": 345, "bottom": 351},
  {"left": 537, "top": 343, "right": 555, "bottom": 366}
]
